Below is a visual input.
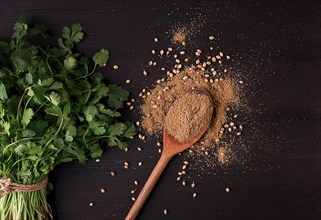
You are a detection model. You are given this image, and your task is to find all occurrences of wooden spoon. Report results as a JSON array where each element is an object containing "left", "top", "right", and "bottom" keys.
[{"left": 125, "top": 89, "right": 213, "bottom": 220}]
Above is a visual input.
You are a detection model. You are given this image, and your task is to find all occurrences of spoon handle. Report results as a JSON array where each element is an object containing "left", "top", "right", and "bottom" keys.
[{"left": 125, "top": 154, "right": 171, "bottom": 220}]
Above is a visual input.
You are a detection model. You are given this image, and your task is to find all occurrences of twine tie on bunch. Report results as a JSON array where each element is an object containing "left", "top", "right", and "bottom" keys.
[{"left": 0, "top": 177, "right": 48, "bottom": 198}]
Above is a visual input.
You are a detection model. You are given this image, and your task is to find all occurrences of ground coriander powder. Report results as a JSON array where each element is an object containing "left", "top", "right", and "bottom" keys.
[{"left": 165, "top": 92, "right": 213, "bottom": 142}]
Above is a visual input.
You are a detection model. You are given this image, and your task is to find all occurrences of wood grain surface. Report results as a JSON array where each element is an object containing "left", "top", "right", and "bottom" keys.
[{"left": 0, "top": 0, "right": 320, "bottom": 219}]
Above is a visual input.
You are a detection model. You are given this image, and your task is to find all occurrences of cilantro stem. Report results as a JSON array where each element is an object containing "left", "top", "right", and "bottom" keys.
[
  {"left": 33, "top": 100, "right": 49, "bottom": 116},
  {"left": 43, "top": 118, "right": 64, "bottom": 149},
  {"left": 24, "top": 96, "right": 33, "bottom": 113},
  {"left": 75, "top": 63, "right": 97, "bottom": 79},
  {"left": 16, "top": 87, "right": 30, "bottom": 126},
  {"left": 3, "top": 67, "right": 19, "bottom": 78},
  {"left": 2, "top": 137, "right": 42, "bottom": 154},
  {"left": 46, "top": 56, "right": 54, "bottom": 75},
  {"left": 87, "top": 135, "right": 111, "bottom": 141}
]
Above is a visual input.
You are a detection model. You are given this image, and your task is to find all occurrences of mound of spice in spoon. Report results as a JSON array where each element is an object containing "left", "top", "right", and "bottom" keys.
[{"left": 165, "top": 91, "right": 213, "bottom": 142}]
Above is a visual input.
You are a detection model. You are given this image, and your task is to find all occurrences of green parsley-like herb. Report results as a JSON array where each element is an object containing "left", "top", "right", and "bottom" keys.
[{"left": 0, "top": 15, "right": 135, "bottom": 220}]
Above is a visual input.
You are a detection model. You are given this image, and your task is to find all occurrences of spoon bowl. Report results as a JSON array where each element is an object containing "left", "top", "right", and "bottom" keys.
[{"left": 125, "top": 89, "right": 213, "bottom": 220}]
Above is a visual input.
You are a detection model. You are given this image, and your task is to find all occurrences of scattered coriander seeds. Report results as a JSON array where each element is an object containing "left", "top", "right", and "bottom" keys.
[
  {"left": 113, "top": 65, "right": 119, "bottom": 69},
  {"left": 226, "top": 187, "right": 230, "bottom": 192},
  {"left": 131, "top": 197, "right": 136, "bottom": 201},
  {"left": 154, "top": 37, "right": 158, "bottom": 42},
  {"left": 139, "top": 31, "right": 246, "bottom": 195},
  {"left": 137, "top": 147, "right": 142, "bottom": 151},
  {"left": 236, "top": 132, "right": 242, "bottom": 136},
  {"left": 126, "top": 80, "right": 131, "bottom": 84},
  {"left": 134, "top": 180, "right": 139, "bottom": 185},
  {"left": 138, "top": 162, "right": 143, "bottom": 166},
  {"left": 164, "top": 209, "right": 168, "bottom": 215},
  {"left": 89, "top": 202, "right": 94, "bottom": 207},
  {"left": 143, "top": 69, "right": 148, "bottom": 76},
  {"left": 110, "top": 171, "right": 116, "bottom": 176},
  {"left": 100, "top": 188, "right": 106, "bottom": 193},
  {"left": 95, "top": 158, "right": 100, "bottom": 163}
]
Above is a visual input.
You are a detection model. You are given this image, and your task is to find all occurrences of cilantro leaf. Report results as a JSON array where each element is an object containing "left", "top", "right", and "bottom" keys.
[
  {"left": 2, "top": 121, "right": 11, "bottom": 135},
  {"left": 49, "top": 81, "right": 63, "bottom": 90},
  {"left": 108, "top": 84, "right": 129, "bottom": 109},
  {"left": 64, "top": 55, "right": 77, "bottom": 70},
  {"left": 45, "top": 105, "right": 63, "bottom": 117},
  {"left": 12, "top": 22, "right": 28, "bottom": 47},
  {"left": 40, "top": 78, "right": 54, "bottom": 86},
  {"left": 108, "top": 122, "right": 126, "bottom": 136},
  {"left": 15, "top": 144, "right": 28, "bottom": 156},
  {"left": 123, "top": 123, "right": 136, "bottom": 138},
  {"left": 44, "top": 91, "right": 60, "bottom": 106},
  {"left": 83, "top": 105, "right": 98, "bottom": 122},
  {"left": 89, "top": 121, "right": 106, "bottom": 135},
  {"left": 21, "top": 108, "right": 34, "bottom": 127},
  {"left": 89, "top": 143, "right": 103, "bottom": 158},
  {"left": 0, "top": 83, "right": 8, "bottom": 101},
  {"left": 65, "top": 125, "right": 77, "bottom": 142},
  {"left": 93, "top": 49, "right": 109, "bottom": 67},
  {"left": 12, "top": 48, "right": 34, "bottom": 71}
]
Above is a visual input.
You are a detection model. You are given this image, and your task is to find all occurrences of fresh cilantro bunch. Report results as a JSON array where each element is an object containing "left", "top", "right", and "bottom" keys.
[{"left": 0, "top": 15, "right": 135, "bottom": 220}]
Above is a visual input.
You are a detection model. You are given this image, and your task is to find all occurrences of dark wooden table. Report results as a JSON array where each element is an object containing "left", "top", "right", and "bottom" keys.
[{"left": 1, "top": 0, "right": 320, "bottom": 219}]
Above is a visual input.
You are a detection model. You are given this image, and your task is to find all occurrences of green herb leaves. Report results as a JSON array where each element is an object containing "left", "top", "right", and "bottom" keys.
[
  {"left": 93, "top": 49, "right": 109, "bottom": 67},
  {"left": 21, "top": 108, "right": 34, "bottom": 127},
  {"left": 0, "top": 16, "right": 135, "bottom": 188},
  {"left": 0, "top": 83, "right": 7, "bottom": 101}
]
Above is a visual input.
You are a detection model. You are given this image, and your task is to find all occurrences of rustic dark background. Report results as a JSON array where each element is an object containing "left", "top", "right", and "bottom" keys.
[{"left": 0, "top": 0, "right": 320, "bottom": 219}]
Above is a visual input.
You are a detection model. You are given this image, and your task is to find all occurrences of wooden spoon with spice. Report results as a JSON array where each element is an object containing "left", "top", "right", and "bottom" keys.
[{"left": 125, "top": 89, "right": 213, "bottom": 220}]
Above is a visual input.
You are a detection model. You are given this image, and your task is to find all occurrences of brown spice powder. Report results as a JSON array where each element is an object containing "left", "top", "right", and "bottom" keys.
[
  {"left": 216, "top": 146, "right": 234, "bottom": 165},
  {"left": 140, "top": 67, "right": 239, "bottom": 147},
  {"left": 165, "top": 92, "right": 213, "bottom": 142},
  {"left": 171, "top": 27, "right": 187, "bottom": 45}
]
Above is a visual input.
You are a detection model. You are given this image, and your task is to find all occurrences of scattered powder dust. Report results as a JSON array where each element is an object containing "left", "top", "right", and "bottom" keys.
[
  {"left": 168, "top": 19, "right": 204, "bottom": 46},
  {"left": 216, "top": 146, "right": 235, "bottom": 165},
  {"left": 171, "top": 27, "right": 187, "bottom": 45},
  {"left": 164, "top": 91, "right": 213, "bottom": 142},
  {"left": 138, "top": 22, "right": 250, "bottom": 175}
]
